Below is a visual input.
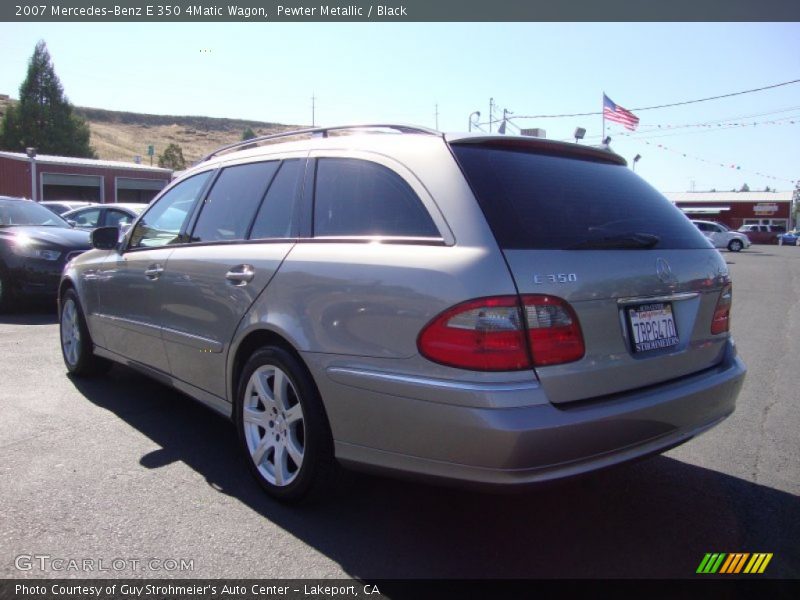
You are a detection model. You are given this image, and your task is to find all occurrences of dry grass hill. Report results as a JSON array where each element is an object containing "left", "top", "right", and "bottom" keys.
[{"left": 0, "top": 94, "right": 300, "bottom": 165}]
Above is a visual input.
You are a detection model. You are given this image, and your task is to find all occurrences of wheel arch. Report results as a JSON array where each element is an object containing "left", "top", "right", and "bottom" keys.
[
  {"left": 58, "top": 276, "right": 77, "bottom": 311},
  {"left": 228, "top": 327, "right": 318, "bottom": 409}
]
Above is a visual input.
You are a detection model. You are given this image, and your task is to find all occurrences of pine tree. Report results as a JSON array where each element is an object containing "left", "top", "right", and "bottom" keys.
[
  {"left": 0, "top": 41, "right": 96, "bottom": 158},
  {"left": 158, "top": 143, "right": 186, "bottom": 170},
  {"left": 242, "top": 127, "right": 257, "bottom": 140}
]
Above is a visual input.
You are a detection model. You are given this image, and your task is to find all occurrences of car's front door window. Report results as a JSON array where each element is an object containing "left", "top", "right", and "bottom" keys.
[{"left": 128, "top": 172, "right": 212, "bottom": 249}]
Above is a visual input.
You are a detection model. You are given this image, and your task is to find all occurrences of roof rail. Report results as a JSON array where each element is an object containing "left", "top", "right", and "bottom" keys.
[{"left": 200, "top": 123, "right": 441, "bottom": 163}]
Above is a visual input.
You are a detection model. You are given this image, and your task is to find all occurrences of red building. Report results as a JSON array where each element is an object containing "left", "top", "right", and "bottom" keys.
[
  {"left": 665, "top": 191, "right": 795, "bottom": 231},
  {"left": 0, "top": 150, "right": 171, "bottom": 204}
]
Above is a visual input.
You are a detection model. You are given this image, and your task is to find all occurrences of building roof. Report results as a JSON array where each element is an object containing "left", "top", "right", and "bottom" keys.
[
  {"left": 664, "top": 191, "right": 793, "bottom": 203},
  {"left": 0, "top": 150, "right": 172, "bottom": 174}
]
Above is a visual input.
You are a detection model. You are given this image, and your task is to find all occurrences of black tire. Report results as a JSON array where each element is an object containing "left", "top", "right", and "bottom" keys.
[
  {"left": 235, "top": 346, "right": 336, "bottom": 503},
  {"left": 0, "top": 267, "right": 15, "bottom": 312},
  {"left": 728, "top": 239, "right": 744, "bottom": 252},
  {"left": 59, "top": 288, "right": 111, "bottom": 376}
]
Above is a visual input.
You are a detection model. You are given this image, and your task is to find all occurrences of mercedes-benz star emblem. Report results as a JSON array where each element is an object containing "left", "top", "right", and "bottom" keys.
[{"left": 655, "top": 257, "right": 674, "bottom": 284}]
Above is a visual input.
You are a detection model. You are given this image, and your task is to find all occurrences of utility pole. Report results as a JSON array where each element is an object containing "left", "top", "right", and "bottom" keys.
[
  {"left": 489, "top": 98, "right": 494, "bottom": 133},
  {"left": 434, "top": 103, "right": 439, "bottom": 130},
  {"left": 311, "top": 93, "right": 316, "bottom": 127}
]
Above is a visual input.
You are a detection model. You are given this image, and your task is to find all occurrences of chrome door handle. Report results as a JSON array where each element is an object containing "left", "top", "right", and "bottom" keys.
[
  {"left": 226, "top": 264, "right": 255, "bottom": 285},
  {"left": 144, "top": 264, "right": 164, "bottom": 280}
]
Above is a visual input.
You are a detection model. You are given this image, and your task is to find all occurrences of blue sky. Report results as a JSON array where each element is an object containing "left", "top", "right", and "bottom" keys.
[{"left": 1, "top": 22, "right": 798, "bottom": 192}]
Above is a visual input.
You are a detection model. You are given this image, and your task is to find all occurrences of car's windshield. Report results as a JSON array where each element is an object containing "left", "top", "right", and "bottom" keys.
[{"left": 0, "top": 199, "right": 71, "bottom": 227}]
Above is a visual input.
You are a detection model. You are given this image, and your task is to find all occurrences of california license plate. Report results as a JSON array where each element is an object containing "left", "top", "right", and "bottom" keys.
[{"left": 627, "top": 302, "right": 679, "bottom": 353}]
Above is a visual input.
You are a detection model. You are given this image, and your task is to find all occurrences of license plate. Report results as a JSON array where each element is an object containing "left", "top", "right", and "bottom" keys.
[{"left": 627, "top": 302, "right": 679, "bottom": 353}]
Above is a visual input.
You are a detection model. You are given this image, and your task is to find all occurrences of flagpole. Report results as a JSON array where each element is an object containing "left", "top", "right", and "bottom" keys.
[{"left": 602, "top": 92, "right": 606, "bottom": 143}]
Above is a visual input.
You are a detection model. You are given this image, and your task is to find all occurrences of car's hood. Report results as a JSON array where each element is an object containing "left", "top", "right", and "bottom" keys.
[{"left": 0, "top": 225, "right": 92, "bottom": 249}]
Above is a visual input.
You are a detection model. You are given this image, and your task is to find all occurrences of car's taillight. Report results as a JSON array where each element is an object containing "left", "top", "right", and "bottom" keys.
[
  {"left": 711, "top": 284, "right": 733, "bottom": 335},
  {"left": 417, "top": 295, "right": 584, "bottom": 371},
  {"left": 521, "top": 295, "right": 585, "bottom": 366},
  {"left": 417, "top": 297, "right": 530, "bottom": 371}
]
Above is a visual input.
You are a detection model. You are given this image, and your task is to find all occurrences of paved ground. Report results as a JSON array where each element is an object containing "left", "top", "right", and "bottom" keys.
[{"left": 1, "top": 246, "right": 798, "bottom": 580}]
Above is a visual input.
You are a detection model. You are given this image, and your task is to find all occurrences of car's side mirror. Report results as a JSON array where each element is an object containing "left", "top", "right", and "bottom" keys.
[
  {"left": 91, "top": 226, "right": 120, "bottom": 250},
  {"left": 67, "top": 219, "right": 77, "bottom": 227}
]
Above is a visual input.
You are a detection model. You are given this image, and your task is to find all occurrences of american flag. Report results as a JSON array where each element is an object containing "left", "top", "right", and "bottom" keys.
[{"left": 603, "top": 94, "right": 639, "bottom": 131}]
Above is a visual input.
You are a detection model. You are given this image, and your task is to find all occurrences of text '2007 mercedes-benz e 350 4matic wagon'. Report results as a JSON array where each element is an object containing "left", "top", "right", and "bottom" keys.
[{"left": 59, "top": 125, "right": 746, "bottom": 502}]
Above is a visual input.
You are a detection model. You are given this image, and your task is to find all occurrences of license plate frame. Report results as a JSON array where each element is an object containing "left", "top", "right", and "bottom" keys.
[{"left": 626, "top": 302, "right": 680, "bottom": 353}]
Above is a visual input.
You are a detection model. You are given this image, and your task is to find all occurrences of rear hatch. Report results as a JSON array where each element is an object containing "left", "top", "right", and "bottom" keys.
[{"left": 450, "top": 136, "right": 731, "bottom": 405}]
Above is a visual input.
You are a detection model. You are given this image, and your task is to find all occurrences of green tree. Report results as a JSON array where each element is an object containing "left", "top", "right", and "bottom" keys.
[
  {"left": 0, "top": 40, "right": 95, "bottom": 158},
  {"left": 242, "top": 127, "right": 257, "bottom": 140},
  {"left": 739, "top": 183, "right": 750, "bottom": 192},
  {"left": 158, "top": 143, "right": 186, "bottom": 170}
]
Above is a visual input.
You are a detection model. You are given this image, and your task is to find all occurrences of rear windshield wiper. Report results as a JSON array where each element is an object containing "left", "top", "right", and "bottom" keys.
[{"left": 568, "top": 232, "right": 660, "bottom": 250}]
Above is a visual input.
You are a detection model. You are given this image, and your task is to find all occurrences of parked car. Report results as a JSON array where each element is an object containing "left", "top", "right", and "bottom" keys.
[
  {"left": 737, "top": 224, "right": 785, "bottom": 244},
  {"left": 0, "top": 196, "right": 91, "bottom": 310},
  {"left": 59, "top": 125, "right": 746, "bottom": 503},
  {"left": 40, "top": 200, "right": 97, "bottom": 216},
  {"left": 777, "top": 229, "right": 800, "bottom": 246},
  {"left": 691, "top": 220, "right": 750, "bottom": 252},
  {"left": 63, "top": 203, "right": 146, "bottom": 231}
]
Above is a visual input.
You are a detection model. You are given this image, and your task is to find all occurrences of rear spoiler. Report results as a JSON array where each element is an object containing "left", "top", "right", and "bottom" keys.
[{"left": 445, "top": 133, "right": 627, "bottom": 166}]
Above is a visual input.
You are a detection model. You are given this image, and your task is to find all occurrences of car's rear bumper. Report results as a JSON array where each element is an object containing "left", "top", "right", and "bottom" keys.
[{"left": 315, "top": 340, "right": 746, "bottom": 487}]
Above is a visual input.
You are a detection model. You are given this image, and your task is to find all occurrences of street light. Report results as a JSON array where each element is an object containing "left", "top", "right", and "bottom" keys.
[
  {"left": 602, "top": 136, "right": 612, "bottom": 146},
  {"left": 469, "top": 111, "right": 481, "bottom": 132},
  {"left": 632, "top": 154, "right": 642, "bottom": 171},
  {"left": 573, "top": 127, "right": 586, "bottom": 144},
  {"left": 26, "top": 147, "right": 37, "bottom": 202}
]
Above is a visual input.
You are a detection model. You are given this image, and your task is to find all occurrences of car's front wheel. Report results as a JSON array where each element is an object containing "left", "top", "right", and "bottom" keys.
[
  {"left": 728, "top": 239, "right": 744, "bottom": 252},
  {"left": 60, "top": 288, "right": 111, "bottom": 376},
  {"left": 236, "top": 346, "right": 335, "bottom": 503}
]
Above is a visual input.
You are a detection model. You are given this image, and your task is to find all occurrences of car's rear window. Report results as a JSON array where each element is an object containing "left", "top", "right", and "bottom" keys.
[{"left": 451, "top": 144, "right": 710, "bottom": 250}]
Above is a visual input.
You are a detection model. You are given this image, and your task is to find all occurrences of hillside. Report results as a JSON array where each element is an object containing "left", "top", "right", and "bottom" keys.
[{"left": 0, "top": 94, "right": 301, "bottom": 164}]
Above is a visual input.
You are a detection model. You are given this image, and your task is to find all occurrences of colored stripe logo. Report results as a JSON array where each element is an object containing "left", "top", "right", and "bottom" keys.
[{"left": 697, "top": 553, "right": 773, "bottom": 574}]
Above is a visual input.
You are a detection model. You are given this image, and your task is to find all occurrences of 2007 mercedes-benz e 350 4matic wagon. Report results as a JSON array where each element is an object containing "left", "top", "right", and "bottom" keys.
[{"left": 59, "top": 125, "right": 746, "bottom": 502}]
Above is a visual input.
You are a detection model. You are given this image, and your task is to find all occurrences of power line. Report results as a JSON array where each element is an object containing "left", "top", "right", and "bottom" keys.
[
  {"left": 567, "top": 114, "right": 800, "bottom": 143},
  {"left": 511, "top": 78, "right": 800, "bottom": 120},
  {"left": 585, "top": 114, "right": 800, "bottom": 141}
]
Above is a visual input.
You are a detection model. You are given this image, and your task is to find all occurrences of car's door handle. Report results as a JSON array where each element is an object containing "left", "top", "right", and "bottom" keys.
[
  {"left": 144, "top": 264, "right": 164, "bottom": 280},
  {"left": 226, "top": 264, "right": 255, "bottom": 285}
]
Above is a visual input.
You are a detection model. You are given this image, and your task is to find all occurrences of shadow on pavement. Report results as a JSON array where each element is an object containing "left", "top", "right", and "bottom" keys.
[
  {"left": 69, "top": 366, "right": 800, "bottom": 579},
  {"left": 0, "top": 302, "right": 58, "bottom": 325}
]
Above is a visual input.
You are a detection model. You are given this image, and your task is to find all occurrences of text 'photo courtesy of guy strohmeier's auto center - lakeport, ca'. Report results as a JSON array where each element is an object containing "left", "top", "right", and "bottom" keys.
[{"left": 0, "top": 3, "right": 799, "bottom": 599}]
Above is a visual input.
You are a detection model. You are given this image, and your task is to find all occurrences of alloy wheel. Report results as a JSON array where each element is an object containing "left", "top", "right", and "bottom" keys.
[
  {"left": 61, "top": 297, "right": 81, "bottom": 367},
  {"left": 242, "top": 365, "right": 306, "bottom": 487}
]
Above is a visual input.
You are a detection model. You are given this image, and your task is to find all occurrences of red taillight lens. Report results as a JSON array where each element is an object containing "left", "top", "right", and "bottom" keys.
[
  {"left": 522, "top": 295, "right": 585, "bottom": 366},
  {"left": 417, "top": 297, "right": 530, "bottom": 371},
  {"left": 711, "top": 284, "right": 733, "bottom": 335},
  {"left": 417, "top": 295, "right": 585, "bottom": 371}
]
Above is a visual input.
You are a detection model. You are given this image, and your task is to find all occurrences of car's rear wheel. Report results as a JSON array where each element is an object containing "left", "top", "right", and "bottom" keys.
[
  {"left": 728, "top": 239, "right": 744, "bottom": 252},
  {"left": 236, "top": 346, "right": 335, "bottom": 503},
  {"left": 60, "top": 288, "right": 111, "bottom": 376}
]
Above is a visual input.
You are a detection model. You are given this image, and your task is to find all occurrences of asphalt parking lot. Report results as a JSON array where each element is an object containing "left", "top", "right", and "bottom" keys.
[{"left": 1, "top": 246, "right": 798, "bottom": 580}]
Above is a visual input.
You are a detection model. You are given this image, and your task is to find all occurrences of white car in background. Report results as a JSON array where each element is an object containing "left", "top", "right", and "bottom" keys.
[
  {"left": 691, "top": 220, "right": 751, "bottom": 252},
  {"left": 63, "top": 203, "right": 146, "bottom": 231},
  {"left": 40, "top": 200, "right": 97, "bottom": 216}
]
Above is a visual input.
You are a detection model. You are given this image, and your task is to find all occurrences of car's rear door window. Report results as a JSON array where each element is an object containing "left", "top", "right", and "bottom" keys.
[
  {"left": 451, "top": 144, "right": 709, "bottom": 250},
  {"left": 249, "top": 159, "right": 303, "bottom": 240},
  {"left": 313, "top": 158, "right": 439, "bottom": 238}
]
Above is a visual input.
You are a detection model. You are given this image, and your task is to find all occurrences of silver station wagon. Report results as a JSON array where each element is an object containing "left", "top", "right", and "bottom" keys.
[{"left": 59, "top": 125, "right": 746, "bottom": 502}]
